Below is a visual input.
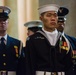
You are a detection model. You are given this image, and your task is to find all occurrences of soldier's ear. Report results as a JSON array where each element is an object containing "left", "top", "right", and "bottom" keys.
[{"left": 39, "top": 16, "right": 43, "bottom": 21}]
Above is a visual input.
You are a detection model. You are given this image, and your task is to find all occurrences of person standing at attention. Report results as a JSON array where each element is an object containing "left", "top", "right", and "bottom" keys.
[
  {"left": 25, "top": 4, "right": 74, "bottom": 75},
  {"left": 0, "top": 6, "right": 25, "bottom": 75},
  {"left": 57, "top": 7, "right": 76, "bottom": 75}
]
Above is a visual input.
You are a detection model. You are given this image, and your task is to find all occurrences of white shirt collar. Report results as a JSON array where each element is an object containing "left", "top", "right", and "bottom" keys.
[
  {"left": 42, "top": 28, "right": 58, "bottom": 46},
  {"left": 61, "top": 31, "right": 64, "bottom": 36},
  {"left": 0, "top": 34, "right": 7, "bottom": 41}
]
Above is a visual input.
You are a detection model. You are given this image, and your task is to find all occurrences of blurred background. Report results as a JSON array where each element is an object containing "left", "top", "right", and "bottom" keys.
[{"left": 0, "top": 0, "right": 76, "bottom": 46}]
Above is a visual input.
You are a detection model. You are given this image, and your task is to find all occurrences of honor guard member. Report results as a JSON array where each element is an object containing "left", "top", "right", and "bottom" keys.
[
  {"left": 57, "top": 7, "right": 69, "bottom": 32},
  {"left": 24, "top": 20, "right": 43, "bottom": 73},
  {"left": 0, "top": 6, "right": 25, "bottom": 75},
  {"left": 57, "top": 7, "right": 76, "bottom": 75},
  {"left": 24, "top": 20, "right": 42, "bottom": 36},
  {"left": 25, "top": 4, "right": 74, "bottom": 75}
]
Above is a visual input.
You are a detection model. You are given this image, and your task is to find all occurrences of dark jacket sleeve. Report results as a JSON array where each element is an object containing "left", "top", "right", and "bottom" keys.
[{"left": 25, "top": 38, "right": 36, "bottom": 75}]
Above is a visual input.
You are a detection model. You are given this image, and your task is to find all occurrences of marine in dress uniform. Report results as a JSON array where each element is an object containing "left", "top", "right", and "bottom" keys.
[
  {"left": 57, "top": 7, "right": 76, "bottom": 75},
  {"left": 24, "top": 20, "right": 42, "bottom": 36},
  {"left": 25, "top": 4, "right": 74, "bottom": 75},
  {"left": 0, "top": 6, "right": 25, "bottom": 75}
]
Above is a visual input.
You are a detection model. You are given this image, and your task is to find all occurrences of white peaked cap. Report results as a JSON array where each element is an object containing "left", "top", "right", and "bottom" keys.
[
  {"left": 38, "top": 4, "right": 60, "bottom": 15},
  {"left": 24, "top": 20, "right": 43, "bottom": 28},
  {"left": 0, "top": 6, "right": 11, "bottom": 14}
]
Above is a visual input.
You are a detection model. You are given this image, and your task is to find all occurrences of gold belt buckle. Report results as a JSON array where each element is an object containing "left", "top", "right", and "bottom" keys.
[
  {"left": 0, "top": 71, "right": 7, "bottom": 75},
  {"left": 51, "top": 72, "right": 57, "bottom": 75}
]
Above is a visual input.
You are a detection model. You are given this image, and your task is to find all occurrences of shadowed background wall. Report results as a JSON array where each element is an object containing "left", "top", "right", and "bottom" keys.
[{"left": 0, "top": 0, "right": 76, "bottom": 46}]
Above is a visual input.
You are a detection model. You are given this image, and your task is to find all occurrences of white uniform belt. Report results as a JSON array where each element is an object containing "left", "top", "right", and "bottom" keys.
[
  {"left": 0, "top": 71, "right": 16, "bottom": 75},
  {"left": 36, "top": 71, "right": 65, "bottom": 75}
]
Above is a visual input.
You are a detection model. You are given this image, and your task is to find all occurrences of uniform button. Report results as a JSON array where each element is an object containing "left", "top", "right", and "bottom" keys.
[
  {"left": 3, "top": 54, "right": 6, "bottom": 57},
  {"left": 3, "top": 63, "right": 6, "bottom": 66}
]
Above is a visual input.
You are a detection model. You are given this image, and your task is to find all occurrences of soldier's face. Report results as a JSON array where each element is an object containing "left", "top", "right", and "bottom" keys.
[
  {"left": 40, "top": 11, "right": 58, "bottom": 32},
  {"left": 57, "top": 21, "right": 65, "bottom": 32},
  {"left": 0, "top": 18, "right": 8, "bottom": 32}
]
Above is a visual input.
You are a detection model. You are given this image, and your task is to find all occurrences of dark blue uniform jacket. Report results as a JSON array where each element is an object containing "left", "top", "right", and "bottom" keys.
[
  {"left": 65, "top": 34, "right": 76, "bottom": 75},
  {"left": 0, "top": 35, "right": 25, "bottom": 75}
]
